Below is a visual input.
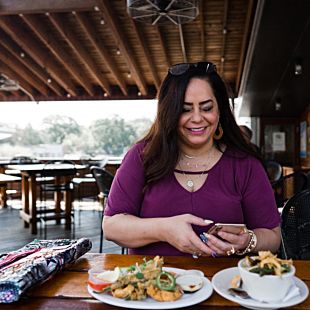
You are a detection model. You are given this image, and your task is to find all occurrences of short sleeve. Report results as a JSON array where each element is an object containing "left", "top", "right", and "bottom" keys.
[
  {"left": 104, "top": 143, "right": 145, "bottom": 216},
  {"left": 236, "top": 156, "right": 281, "bottom": 229}
]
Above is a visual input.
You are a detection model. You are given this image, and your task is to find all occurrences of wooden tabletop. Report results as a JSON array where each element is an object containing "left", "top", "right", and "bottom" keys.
[{"left": 3, "top": 253, "right": 309, "bottom": 309}]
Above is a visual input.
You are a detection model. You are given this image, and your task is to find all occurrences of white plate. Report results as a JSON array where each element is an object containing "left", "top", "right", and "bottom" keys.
[
  {"left": 211, "top": 267, "right": 309, "bottom": 310},
  {"left": 88, "top": 267, "right": 213, "bottom": 309}
]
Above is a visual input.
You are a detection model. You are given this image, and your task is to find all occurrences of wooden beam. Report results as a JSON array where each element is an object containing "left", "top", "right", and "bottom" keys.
[
  {"left": 220, "top": 0, "right": 229, "bottom": 76},
  {"left": 0, "top": 60, "right": 35, "bottom": 98},
  {"left": 155, "top": 26, "right": 170, "bottom": 68},
  {"left": 0, "top": 0, "right": 99, "bottom": 15},
  {"left": 178, "top": 24, "right": 187, "bottom": 63},
  {"left": 199, "top": 1, "right": 206, "bottom": 60},
  {"left": 236, "top": 0, "right": 255, "bottom": 94},
  {"left": 0, "top": 32, "right": 63, "bottom": 95},
  {"left": 75, "top": 12, "right": 128, "bottom": 96},
  {"left": 21, "top": 14, "right": 95, "bottom": 96},
  {"left": 128, "top": 19, "right": 161, "bottom": 90},
  {"left": 98, "top": 0, "right": 148, "bottom": 96},
  {"left": 0, "top": 44, "right": 48, "bottom": 95},
  {"left": 0, "top": 16, "right": 77, "bottom": 95},
  {"left": 48, "top": 12, "right": 111, "bottom": 95}
]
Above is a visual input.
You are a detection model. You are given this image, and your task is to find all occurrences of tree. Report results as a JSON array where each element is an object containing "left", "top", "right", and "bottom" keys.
[
  {"left": 11, "top": 124, "right": 43, "bottom": 145},
  {"left": 42, "top": 115, "right": 81, "bottom": 144},
  {"left": 90, "top": 117, "right": 137, "bottom": 155}
]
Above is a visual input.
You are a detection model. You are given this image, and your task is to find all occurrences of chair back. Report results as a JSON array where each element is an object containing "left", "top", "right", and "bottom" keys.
[
  {"left": 281, "top": 188, "right": 310, "bottom": 259},
  {"left": 90, "top": 166, "right": 114, "bottom": 198},
  {"left": 272, "top": 171, "right": 308, "bottom": 208},
  {"left": 265, "top": 160, "right": 282, "bottom": 183},
  {"left": 10, "top": 155, "right": 36, "bottom": 164}
]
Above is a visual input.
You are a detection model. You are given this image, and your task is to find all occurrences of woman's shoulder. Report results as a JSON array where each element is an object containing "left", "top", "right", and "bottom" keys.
[
  {"left": 223, "top": 145, "right": 263, "bottom": 168},
  {"left": 122, "top": 141, "right": 146, "bottom": 165}
]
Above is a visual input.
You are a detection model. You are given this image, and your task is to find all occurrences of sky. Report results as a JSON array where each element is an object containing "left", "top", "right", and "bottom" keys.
[{"left": 0, "top": 99, "right": 158, "bottom": 129}]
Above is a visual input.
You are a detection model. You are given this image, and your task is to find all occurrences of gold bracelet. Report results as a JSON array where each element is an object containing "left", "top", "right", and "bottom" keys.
[{"left": 236, "top": 230, "right": 257, "bottom": 255}]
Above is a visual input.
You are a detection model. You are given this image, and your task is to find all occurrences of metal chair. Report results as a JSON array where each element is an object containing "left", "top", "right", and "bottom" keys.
[
  {"left": 265, "top": 160, "right": 282, "bottom": 184},
  {"left": 272, "top": 171, "right": 308, "bottom": 208},
  {"left": 39, "top": 160, "right": 76, "bottom": 239},
  {"left": 280, "top": 188, "right": 310, "bottom": 259},
  {"left": 91, "top": 166, "right": 124, "bottom": 253}
]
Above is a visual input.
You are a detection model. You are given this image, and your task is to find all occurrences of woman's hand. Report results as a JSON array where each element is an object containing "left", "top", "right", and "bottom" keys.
[
  {"left": 160, "top": 214, "right": 214, "bottom": 256},
  {"left": 204, "top": 230, "right": 250, "bottom": 256}
]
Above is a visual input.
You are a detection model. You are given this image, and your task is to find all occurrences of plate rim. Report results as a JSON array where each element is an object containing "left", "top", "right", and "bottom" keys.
[
  {"left": 211, "top": 267, "right": 309, "bottom": 309},
  {"left": 87, "top": 267, "right": 213, "bottom": 309}
]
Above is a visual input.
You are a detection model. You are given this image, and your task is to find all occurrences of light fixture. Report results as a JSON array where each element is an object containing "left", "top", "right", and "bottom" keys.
[
  {"left": 100, "top": 18, "right": 105, "bottom": 25},
  {"left": 294, "top": 60, "right": 302, "bottom": 75},
  {"left": 137, "top": 91, "right": 142, "bottom": 96},
  {"left": 275, "top": 99, "right": 281, "bottom": 111},
  {"left": 116, "top": 48, "right": 121, "bottom": 55},
  {"left": 103, "top": 92, "right": 108, "bottom": 97},
  {"left": 20, "top": 52, "right": 25, "bottom": 58},
  {"left": 94, "top": 6, "right": 100, "bottom": 11},
  {"left": 127, "top": 72, "right": 131, "bottom": 78},
  {"left": 47, "top": 78, "right": 52, "bottom": 84}
]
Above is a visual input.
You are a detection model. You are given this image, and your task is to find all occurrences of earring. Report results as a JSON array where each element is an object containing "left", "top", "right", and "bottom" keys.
[{"left": 213, "top": 122, "right": 223, "bottom": 140}]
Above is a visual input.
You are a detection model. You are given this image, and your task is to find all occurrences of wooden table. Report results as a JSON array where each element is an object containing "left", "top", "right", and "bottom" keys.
[
  {"left": 0, "top": 173, "right": 21, "bottom": 208},
  {"left": 7, "top": 164, "right": 85, "bottom": 234},
  {"left": 4, "top": 253, "right": 310, "bottom": 309}
]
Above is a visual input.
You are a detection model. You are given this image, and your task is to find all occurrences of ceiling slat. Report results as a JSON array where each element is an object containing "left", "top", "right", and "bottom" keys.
[
  {"left": 0, "top": 16, "right": 77, "bottom": 96},
  {"left": 0, "top": 60, "right": 35, "bottom": 98},
  {"left": 74, "top": 12, "right": 128, "bottom": 96},
  {"left": 98, "top": 0, "right": 148, "bottom": 96},
  {"left": 21, "top": 14, "right": 95, "bottom": 96},
  {"left": 0, "top": 0, "right": 98, "bottom": 15},
  {"left": 0, "top": 44, "right": 48, "bottom": 95},
  {"left": 48, "top": 13, "right": 111, "bottom": 95},
  {"left": 128, "top": 19, "right": 161, "bottom": 90},
  {"left": 0, "top": 31, "right": 63, "bottom": 95}
]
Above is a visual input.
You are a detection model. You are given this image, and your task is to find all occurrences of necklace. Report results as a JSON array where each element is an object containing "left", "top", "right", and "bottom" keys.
[
  {"left": 177, "top": 164, "right": 209, "bottom": 191},
  {"left": 184, "top": 154, "right": 196, "bottom": 159},
  {"left": 178, "top": 145, "right": 215, "bottom": 191}
]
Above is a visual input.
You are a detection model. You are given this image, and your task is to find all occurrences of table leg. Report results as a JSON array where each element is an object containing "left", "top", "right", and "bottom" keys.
[
  {"left": 21, "top": 175, "right": 29, "bottom": 228},
  {"left": 64, "top": 176, "right": 72, "bottom": 230},
  {"left": 0, "top": 183, "right": 7, "bottom": 208},
  {"left": 29, "top": 175, "right": 37, "bottom": 234},
  {"left": 54, "top": 176, "right": 61, "bottom": 224}
]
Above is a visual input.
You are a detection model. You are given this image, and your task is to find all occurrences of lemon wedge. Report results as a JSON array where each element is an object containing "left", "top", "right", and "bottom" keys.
[{"left": 96, "top": 267, "right": 120, "bottom": 283}]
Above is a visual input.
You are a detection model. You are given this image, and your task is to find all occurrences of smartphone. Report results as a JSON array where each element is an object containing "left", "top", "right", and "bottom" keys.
[{"left": 207, "top": 223, "right": 246, "bottom": 235}]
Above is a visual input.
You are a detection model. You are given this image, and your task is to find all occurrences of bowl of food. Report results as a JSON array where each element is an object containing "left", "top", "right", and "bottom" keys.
[{"left": 238, "top": 251, "right": 295, "bottom": 303}]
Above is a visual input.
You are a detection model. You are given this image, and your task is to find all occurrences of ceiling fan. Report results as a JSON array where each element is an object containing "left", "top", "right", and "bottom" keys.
[
  {"left": 127, "top": 0, "right": 199, "bottom": 25},
  {"left": 0, "top": 74, "right": 35, "bottom": 101},
  {"left": 0, "top": 74, "right": 20, "bottom": 92}
]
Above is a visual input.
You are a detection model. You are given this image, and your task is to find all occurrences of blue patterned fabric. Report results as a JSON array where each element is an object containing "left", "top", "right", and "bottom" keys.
[{"left": 0, "top": 238, "right": 92, "bottom": 303}]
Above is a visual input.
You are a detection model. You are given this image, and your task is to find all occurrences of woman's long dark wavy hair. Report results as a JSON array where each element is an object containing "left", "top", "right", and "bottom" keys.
[{"left": 140, "top": 65, "right": 262, "bottom": 188}]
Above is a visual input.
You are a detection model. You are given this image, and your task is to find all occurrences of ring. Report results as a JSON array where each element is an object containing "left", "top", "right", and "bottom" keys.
[
  {"left": 192, "top": 252, "right": 201, "bottom": 259},
  {"left": 226, "top": 246, "right": 235, "bottom": 256},
  {"left": 211, "top": 251, "right": 218, "bottom": 258}
]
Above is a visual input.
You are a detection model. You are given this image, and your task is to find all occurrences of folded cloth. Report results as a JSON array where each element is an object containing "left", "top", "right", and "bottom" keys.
[
  {"left": 0, "top": 238, "right": 92, "bottom": 303},
  {"left": 283, "top": 284, "right": 300, "bottom": 303}
]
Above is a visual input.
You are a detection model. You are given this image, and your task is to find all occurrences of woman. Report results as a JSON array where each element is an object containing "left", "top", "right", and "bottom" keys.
[{"left": 103, "top": 62, "right": 281, "bottom": 257}]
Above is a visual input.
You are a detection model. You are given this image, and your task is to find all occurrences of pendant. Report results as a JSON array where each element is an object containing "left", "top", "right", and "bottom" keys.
[{"left": 187, "top": 179, "right": 194, "bottom": 189}]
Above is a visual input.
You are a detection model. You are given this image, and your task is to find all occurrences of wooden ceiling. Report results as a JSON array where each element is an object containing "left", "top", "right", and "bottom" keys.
[{"left": 0, "top": 0, "right": 255, "bottom": 103}]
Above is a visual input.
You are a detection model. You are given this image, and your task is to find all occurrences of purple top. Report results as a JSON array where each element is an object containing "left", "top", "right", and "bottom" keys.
[{"left": 105, "top": 142, "right": 281, "bottom": 256}]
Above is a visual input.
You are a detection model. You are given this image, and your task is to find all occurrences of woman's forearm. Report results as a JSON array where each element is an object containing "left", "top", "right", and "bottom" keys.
[
  {"left": 103, "top": 214, "right": 166, "bottom": 248},
  {"left": 253, "top": 227, "right": 281, "bottom": 253}
]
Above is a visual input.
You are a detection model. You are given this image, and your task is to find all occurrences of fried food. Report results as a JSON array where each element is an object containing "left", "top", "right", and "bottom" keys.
[{"left": 146, "top": 285, "right": 183, "bottom": 302}]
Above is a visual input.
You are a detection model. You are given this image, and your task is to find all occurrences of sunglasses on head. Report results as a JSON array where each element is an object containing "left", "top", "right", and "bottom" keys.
[{"left": 168, "top": 62, "right": 217, "bottom": 76}]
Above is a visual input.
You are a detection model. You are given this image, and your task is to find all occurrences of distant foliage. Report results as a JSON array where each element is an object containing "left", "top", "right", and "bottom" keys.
[{"left": 0, "top": 115, "right": 152, "bottom": 157}]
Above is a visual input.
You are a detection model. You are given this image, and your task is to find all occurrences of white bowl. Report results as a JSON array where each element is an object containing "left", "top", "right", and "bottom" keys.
[{"left": 238, "top": 258, "right": 295, "bottom": 302}]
